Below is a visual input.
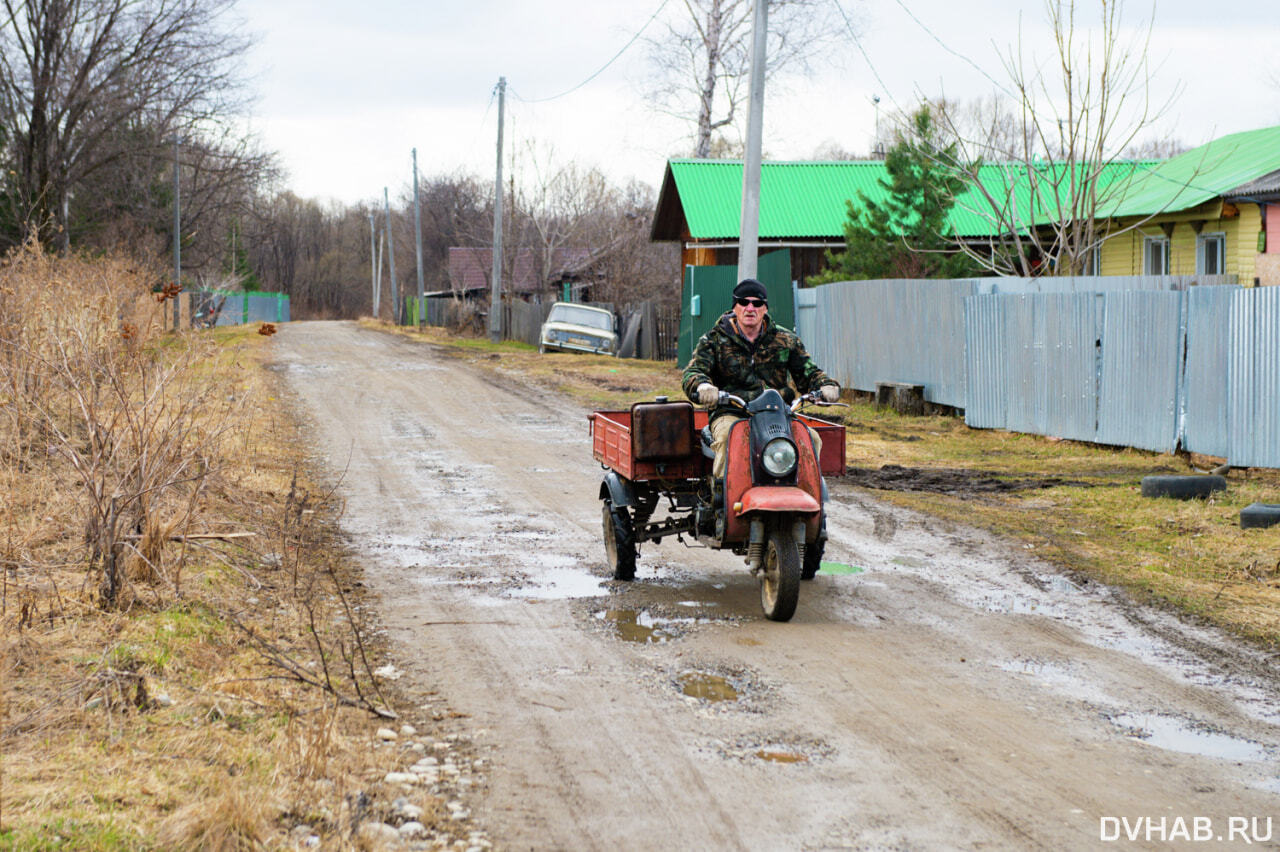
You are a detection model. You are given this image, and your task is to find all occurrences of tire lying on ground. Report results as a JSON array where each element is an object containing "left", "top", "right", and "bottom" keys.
[
  {"left": 1240, "top": 503, "right": 1280, "bottom": 529},
  {"left": 1140, "top": 474, "right": 1227, "bottom": 500}
]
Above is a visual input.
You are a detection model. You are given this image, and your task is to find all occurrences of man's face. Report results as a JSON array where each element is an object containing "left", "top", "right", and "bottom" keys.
[{"left": 733, "top": 295, "right": 768, "bottom": 334}]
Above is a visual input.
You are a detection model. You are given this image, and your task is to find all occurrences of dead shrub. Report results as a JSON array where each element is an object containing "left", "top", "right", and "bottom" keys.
[
  {"left": 156, "top": 782, "right": 274, "bottom": 852},
  {"left": 0, "top": 243, "right": 245, "bottom": 610}
]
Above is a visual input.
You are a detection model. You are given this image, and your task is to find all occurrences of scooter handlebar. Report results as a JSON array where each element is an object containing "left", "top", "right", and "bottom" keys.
[
  {"left": 793, "top": 391, "right": 850, "bottom": 411},
  {"left": 716, "top": 390, "right": 848, "bottom": 411}
]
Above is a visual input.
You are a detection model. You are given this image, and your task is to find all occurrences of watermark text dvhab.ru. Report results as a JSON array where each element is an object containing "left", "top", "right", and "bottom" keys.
[{"left": 1101, "top": 816, "right": 1273, "bottom": 844}]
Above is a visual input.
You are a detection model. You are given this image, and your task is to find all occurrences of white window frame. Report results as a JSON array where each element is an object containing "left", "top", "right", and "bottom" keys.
[
  {"left": 1143, "top": 235, "right": 1170, "bottom": 275},
  {"left": 1083, "top": 242, "right": 1102, "bottom": 275},
  {"left": 1197, "top": 232, "right": 1226, "bottom": 275}
]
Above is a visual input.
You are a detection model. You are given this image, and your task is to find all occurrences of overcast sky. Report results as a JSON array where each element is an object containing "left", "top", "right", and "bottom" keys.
[{"left": 235, "top": 0, "right": 1280, "bottom": 206}]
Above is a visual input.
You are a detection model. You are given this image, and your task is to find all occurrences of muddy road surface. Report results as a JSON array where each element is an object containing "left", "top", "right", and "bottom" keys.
[{"left": 274, "top": 322, "right": 1280, "bottom": 850}]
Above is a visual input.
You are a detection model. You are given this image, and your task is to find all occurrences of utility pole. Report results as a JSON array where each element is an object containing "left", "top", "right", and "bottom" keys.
[
  {"left": 413, "top": 148, "right": 425, "bottom": 329},
  {"left": 369, "top": 213, "right": 379, "bottom": 318},
  {"left": 736, "top": 1, "right": 767, "bottom": 284},
  {"left": 489, "top": 76, "right": 506, "bottom": 342},
  {"left": 384, "top": 187, "right": 399, "bottom": 325},
  {"left": 172, "top": 135, "right": 181, "bottom": 331}
]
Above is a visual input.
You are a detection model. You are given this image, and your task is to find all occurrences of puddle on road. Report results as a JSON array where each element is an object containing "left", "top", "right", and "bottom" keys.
[
  {"left": 1252, "top": 777, "right": 1280, "bottom": 794},
  {"left": 994, "top": 658, "right": 1118, "bottom": 707},
  {"left": 756, "top": 750, "right": 808, "bottom": 764},
  {"left": 1111, "top": 713, "right": 1270, "bottom": 762},
  {"left": 595, "top": 609, "right": 713, "bottom": 643},
  {"left": 596, "top": 609, "right": 677, "bottom": 644},
  {"left": 678, "top": 672, "right": 739, "bottom": 703},
  {"left": 510, "top": 567, "right": 608, "bottom": 601}
]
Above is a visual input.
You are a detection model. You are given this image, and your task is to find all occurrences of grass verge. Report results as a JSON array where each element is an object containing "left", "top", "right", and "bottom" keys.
[
  {"left": 0, "top": 256, "right": 469, "bottom": 849},
  {"left": 369, "top": 319, "right": 1280, "bottom": 648}
]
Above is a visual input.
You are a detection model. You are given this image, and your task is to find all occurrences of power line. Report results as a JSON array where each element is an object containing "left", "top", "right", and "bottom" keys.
[
  {"left": 509, "top": 0, "right": 671, "bottom": 103},
  {"left": 888, "top": 0, "right": 1017, "bottom": 101},
  {"left": 830, "top": 0, "right": 905, "bottom": 118}
]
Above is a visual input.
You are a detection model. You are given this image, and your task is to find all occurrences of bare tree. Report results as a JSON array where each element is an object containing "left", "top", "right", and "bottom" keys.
[
  {"left": 514, "top": 146, "right": 616, "bottom": 290},
  {"left": 1121, "top": 135, "right": 1188, "bottom": 159},
  {"left": 643, "top": 0, "right": 836, "bottom": 158},
  {"left": 939, "top": 0, "right": 1182, "bottom": 276},
  {"left": 0, "top": 0, "right": 251, "bottom": 249}
]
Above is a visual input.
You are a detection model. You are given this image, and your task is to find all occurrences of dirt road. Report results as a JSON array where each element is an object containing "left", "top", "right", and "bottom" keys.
[{"left": 274, "top": 321, "right": 1280, "bottom": 850}]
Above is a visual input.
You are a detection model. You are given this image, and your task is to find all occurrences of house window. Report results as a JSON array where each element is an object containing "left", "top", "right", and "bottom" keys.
[
  {"left": 1083, "top": 242, "right": 1102, "bottom": 275},
  {"left": 1143, "top": 236, "right": 1170, "bottom": 275},
  {"left": 1197, "top": 233, "right": 1225, "bottom": 275}
]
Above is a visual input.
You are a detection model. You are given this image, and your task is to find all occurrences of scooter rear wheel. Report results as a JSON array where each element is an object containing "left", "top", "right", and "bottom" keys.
[
  {"left": 760, "top": 522, "right": 801, "bottom": 622},
  {"left": 602, "top": 501, "right": 637, "bottom": 581}
]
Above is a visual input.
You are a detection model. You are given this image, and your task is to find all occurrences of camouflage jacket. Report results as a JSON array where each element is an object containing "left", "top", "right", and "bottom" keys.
[{"left": 682, "top": 312, "right": 837, "bottom": 420}]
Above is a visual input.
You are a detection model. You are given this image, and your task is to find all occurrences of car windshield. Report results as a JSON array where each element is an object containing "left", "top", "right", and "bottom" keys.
[{"left": 546, "top": 304, "right": 612, "bottom": 332}]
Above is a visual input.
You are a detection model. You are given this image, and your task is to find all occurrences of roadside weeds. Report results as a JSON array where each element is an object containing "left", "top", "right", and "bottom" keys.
[{"left": 0, "top": 256, "right": 485, "bottom": 850}]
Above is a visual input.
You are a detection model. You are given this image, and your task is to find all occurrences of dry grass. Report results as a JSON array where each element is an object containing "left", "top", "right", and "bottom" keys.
[
  {"left": 373, "top": 319, "right": 1280, "bottom": 647},
  {"left": 0, "top": 253, "right": 446, "bottom": 849}
]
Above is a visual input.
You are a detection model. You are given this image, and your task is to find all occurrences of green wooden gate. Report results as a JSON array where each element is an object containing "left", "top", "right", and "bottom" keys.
[{"left": 677, "top": 249, "right": 793, "bottom": 366}]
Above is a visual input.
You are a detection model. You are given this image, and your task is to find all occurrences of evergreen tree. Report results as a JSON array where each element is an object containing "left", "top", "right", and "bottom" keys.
[{"left": 811, "top": 105, "right": 978, "bottom": 283}]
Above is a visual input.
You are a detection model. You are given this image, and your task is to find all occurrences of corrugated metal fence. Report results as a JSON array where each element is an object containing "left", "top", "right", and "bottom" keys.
[
  {"left": 796, "top": 274, "right": 1280, "bottom": 468},
  {"left": 1229, "top": 287, "right": 1280, "bottom": 467},
  {"left": 191, "top": 290, "right": 290, "bottom": 328}
]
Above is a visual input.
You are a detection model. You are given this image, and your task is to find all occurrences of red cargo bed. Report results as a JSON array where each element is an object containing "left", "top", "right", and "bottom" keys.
[{"left": 588, "top": 408, "right": 846, "bottom": 482}]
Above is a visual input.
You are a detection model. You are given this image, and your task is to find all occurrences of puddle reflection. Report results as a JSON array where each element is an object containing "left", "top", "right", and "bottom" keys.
[
  {"left": 1111, "top": 713, "right": 1269, "bottom": 762},
  {"left": 597, "top": 609, "right": 676, "bottom": 644},
  {"left": 678, "top": 672, "right": 739, "bottom": 702}
]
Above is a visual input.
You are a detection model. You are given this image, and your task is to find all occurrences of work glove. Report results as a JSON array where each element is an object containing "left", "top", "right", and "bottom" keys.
[
  {"left": 696, "top": 383, "right": 720, "bottom": 406},
  {"left": 820, "top": 384, "right": 840, "bottom": 403}
]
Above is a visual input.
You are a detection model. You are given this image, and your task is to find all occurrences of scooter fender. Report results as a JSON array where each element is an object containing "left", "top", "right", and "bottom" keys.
[
  {"left": 736, "top": 486, "right": 821, "bottom": 515},
  {"left": 733, "top": 487, "right": 821, "bottom": 545}
]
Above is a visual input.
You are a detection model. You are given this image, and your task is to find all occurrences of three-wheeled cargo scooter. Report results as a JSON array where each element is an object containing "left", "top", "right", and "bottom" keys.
[{"left": 588, "top": 390, "right": 845, "bottom": 621}]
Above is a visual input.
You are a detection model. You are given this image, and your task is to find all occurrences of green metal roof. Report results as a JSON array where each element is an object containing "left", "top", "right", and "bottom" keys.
[
  {"left": 1100, "top": 125, "right": 1280, "bottom": 218},
  {"left": 659, "top": 160, "right": 895, "bottom": 239},
  {"left": 651, "top": 126, "right": 1280, "bottom": 243},
  {"left": 654, "top": 158, "right": 1153, "bottom": 241}
]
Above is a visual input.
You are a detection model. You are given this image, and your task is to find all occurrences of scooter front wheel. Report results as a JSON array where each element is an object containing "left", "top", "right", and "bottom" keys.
[{"left": 760, "top": 521, "right": 801, "bottom": 622}]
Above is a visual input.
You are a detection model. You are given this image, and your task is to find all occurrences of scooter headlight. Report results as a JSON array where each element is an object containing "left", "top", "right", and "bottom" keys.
[{"left": 762, "top": 438, "right": 797, "bottom": 477}]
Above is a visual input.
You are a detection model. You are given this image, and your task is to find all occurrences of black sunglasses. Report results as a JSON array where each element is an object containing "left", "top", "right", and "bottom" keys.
[{"left": 735, "top": 297, "right": 767, "bottom": 308}]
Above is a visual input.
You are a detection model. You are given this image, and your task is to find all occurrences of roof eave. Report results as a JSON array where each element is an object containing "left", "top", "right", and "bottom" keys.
[{"left": 650, "top": 162, "right": 686, "bottom": 242}]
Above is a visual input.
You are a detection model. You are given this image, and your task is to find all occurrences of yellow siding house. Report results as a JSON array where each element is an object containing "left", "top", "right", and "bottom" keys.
[{"left": 1095, "top": 126, "right": 1280, "bottom": 285}]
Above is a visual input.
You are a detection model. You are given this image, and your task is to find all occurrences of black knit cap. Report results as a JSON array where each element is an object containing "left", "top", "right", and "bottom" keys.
[{"left": 732, "top": 278, "right": 768, "bottom": 302}]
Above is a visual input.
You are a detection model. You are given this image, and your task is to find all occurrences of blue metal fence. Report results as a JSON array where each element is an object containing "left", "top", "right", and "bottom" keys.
[
  {"left": 794, "top": 273, "right": 1280, "bottom": 468},
  {"left": 793, "top": 275, "right": 1232, "bottom": 412},
  {"left": 1095, "top": 291, "right": 1185, "bottom": 453},
  {"left": 1229, "top": 287, "right": 1280, "bottom": 468},
  {"left": 1182, "top": 287, "right": 1235, "bottom": 457},
  {"left": 192, "top": 290, "right": 290, "bottom": 327}
]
